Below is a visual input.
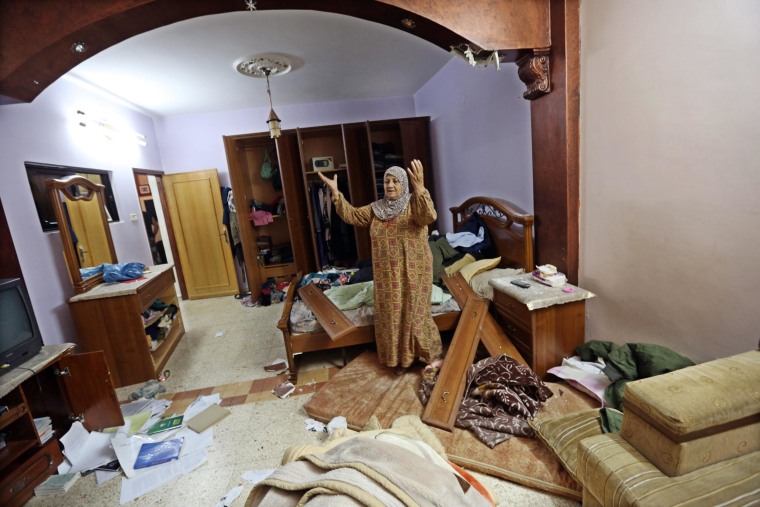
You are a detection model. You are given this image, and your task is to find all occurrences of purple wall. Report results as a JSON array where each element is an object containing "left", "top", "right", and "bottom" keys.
[
  {"left": 0, "top": 76, "right": 161, "bottom": 345},
  {"left": 0, "top": 58, "right": 532, "bottom": 346},
  {"left": 415, "top": 58, "right": 533, "bottom": 228}
]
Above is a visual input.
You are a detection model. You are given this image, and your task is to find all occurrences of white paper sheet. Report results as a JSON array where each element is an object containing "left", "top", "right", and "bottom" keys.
[
  {"left": 60, "top": 422, "right": 117, "bottom": 474},
  {"left": 215, "top": 485, "right": 243, "bottom": 507},
  {"left": 182, "top": 394, "right": 223, "bottom": 422},
  {"left": 119, "top": 449, "right": 207, "bottom": 504}
]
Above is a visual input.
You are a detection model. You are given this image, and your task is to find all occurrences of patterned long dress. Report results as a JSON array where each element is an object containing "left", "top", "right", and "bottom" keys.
[{"left": 333, "top": 189, "right": 443, "bottom": 368}]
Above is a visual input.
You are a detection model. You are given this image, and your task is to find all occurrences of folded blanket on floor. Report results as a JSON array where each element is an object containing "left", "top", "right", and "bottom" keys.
[{"left": 248, "top": 416, "right": 493, "bottom": 507}]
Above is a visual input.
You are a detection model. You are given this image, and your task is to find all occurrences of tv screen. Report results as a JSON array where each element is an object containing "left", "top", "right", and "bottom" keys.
[{"left": 0, "top": 278, "right": 43, "bottom": 376}]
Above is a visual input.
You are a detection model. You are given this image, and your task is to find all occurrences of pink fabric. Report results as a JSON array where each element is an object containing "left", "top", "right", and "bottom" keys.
[{"left": 251, "top": 209, "right": 273, "bottom": 226}]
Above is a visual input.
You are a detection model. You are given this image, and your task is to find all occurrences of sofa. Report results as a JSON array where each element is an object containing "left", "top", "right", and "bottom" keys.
[{"left": 532, "top": 349, "right": 760, "bottom": 506}]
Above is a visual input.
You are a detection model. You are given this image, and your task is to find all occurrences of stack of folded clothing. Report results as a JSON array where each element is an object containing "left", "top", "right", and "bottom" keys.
[{"left": 532, "top": 264, "right": 567, "bottom": 287}]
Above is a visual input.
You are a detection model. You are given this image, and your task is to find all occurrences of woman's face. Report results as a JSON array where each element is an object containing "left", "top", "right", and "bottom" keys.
[{"left": 384, "top": 174, "right": 402, "bottom": 200}]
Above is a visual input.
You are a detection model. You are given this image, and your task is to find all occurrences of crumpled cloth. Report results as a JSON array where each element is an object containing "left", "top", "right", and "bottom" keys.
[
  {"left": 251, "top": 209, "right": 273, "bottom": 226},
  {"left": 421, "top": 354, "right": 553, "bottom": 448}
]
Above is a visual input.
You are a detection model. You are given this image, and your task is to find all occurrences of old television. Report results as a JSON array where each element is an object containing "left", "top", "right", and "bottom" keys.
[{"left": 0, "top": 278, "right": 43, "bottom": 377}]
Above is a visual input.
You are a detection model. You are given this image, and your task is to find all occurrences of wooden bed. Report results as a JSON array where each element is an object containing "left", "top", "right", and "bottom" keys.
[{"left": 276, "top": 196, "right": 535, "bottom": 373}]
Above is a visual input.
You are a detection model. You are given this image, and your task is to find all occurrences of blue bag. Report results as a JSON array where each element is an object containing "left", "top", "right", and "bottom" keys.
[{"left": 102, "top": 262, "right": 146, "bottom": 283}]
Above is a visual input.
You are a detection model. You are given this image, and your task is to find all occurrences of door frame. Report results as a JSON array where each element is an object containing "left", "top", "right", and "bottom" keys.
[{"left": 132, "top": 168, "right": 188, "bottom": 300}]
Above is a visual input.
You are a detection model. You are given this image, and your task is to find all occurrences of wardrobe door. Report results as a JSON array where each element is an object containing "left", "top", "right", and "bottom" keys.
[
  {"left": 277, "top": 133, "right": 316, "bottom": 274},
  {"left": 342, "top": 123, "right": 373, "bottom": 260}
]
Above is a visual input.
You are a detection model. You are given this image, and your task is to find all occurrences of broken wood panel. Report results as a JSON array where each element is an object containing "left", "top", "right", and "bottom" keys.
[
  {"left": 298, "top": 283, "right": 357, "bottom": 342},
  {"left": 422, "top": 297, "right": 488, "bottom": 431},
  {"left": 442, "top": 273, "right": 528, "bottom": 366}
]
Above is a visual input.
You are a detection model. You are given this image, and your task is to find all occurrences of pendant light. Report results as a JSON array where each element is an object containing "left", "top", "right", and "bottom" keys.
[
  {"left": 264, "top": 69, "right": 282, "bottom": 139},
  {"left": 234, "top": 54, "right": 292, "bottom": 139}
]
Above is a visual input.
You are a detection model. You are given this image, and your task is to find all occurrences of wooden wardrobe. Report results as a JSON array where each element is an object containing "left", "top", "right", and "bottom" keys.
[{"left": 223, "top": 116, "right": 434, "bottom": 296}]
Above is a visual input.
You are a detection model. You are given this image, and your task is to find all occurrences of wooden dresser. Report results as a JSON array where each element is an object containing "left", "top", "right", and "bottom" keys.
[
  {"left": 0, "top": 345, "right": 122, "bottom": 506},
  {"left": 489, "top": 274, "right": 595, "bottom": 379},
  {"left": 68, "top": 264, "right": 184, "bottom": 388}
]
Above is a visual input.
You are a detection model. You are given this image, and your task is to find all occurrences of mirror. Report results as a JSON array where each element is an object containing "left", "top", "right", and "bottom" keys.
[{"left": 46, "top": 175, "right": 117, "bottom": 294}]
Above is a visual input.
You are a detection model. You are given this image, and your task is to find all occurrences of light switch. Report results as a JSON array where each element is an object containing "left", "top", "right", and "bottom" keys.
[{"left": 130, "top": 213, "right": 139, "bottom": 222}]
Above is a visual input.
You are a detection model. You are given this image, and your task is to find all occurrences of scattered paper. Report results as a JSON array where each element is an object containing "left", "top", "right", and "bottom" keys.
[
  {"left": 215, "top": 485, "right": 244, "bottom": 507},
  {"left": 304, "top": 418, "right": 326, "bottom": 433},
  {"left": 327, "top": 416, "right": 347, "bottom": 434},
  {"left": 183, "top": 394, "right": 223, "bottom": 422},
  {"left": 119, "top": 398, "right": 153, "bottom": 417},
  {"left": 214, "top": 330, "right": 225, "bottom": 338},
  {"left": 119, "top": 449, "right": 207, "bottom": 504},
  {"left": 60, "top": 422, "right": 117, "bottom": 474}
]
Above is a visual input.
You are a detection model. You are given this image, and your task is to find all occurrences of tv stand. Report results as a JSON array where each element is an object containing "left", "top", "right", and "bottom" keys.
[{"left": 0, "top": 344, "right": 122, "bottom": 506}]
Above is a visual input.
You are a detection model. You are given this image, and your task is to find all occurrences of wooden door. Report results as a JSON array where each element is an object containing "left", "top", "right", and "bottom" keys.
[{"left": 163, "top": 169, "right": 237, "bottom": 299}]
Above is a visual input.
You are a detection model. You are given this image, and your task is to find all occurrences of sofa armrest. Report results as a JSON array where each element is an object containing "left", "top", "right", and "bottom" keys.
[{"left": 577, "top": 434, "right": 760, "bottom": 507}]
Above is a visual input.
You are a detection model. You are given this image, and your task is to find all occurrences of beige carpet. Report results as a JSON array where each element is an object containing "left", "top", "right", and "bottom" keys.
[{"left": 304, "top": 350, "right": 597, "bottom": 501}]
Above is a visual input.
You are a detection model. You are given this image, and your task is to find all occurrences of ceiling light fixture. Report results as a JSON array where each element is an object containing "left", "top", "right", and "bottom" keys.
[
  {"left": 235, "top": 54, "right": 292, "bottom": 139},
  {"left": 70, "top": 42, "right": 88, "bottom": 54}
]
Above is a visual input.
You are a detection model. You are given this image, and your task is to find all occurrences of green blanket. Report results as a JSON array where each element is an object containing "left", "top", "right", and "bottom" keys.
[{"left": 576, "top": 340, "right": 695, "bottom": 410}]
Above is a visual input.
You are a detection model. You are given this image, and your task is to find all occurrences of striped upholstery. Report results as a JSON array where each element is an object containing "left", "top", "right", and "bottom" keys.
[
  {"left": 622, "top": 350, "right": 760, "bottom": 476},
  {"left": 577, "top": 434, "right": 760, "bottom": 507},
  {"left": 530, "top": 409, "right": 604, "bottom": 482}
]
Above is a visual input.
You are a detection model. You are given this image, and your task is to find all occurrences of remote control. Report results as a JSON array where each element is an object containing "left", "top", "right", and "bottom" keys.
[{"left": 510, "top": 279, "right": 530, "bottom": 289}]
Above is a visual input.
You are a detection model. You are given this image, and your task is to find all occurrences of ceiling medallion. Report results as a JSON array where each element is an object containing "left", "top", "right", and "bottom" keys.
[{"left": 235, "top": 54, "right": 292, "bottom": 78}]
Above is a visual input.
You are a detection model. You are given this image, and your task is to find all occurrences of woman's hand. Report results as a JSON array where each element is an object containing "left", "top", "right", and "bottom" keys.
[
  {"left": 407, "top": 159, "right": 426, "bottom": 194},
  {"left": 317, "top": 171, "right": 339, "bottom": 197}
]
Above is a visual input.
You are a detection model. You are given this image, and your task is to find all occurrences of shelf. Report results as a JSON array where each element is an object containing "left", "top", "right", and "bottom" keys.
[
  {"left": 305, "top": 168, "right": 346, "bottom": 176},
  {"left": 151, "top": 312, "right": 184, "bottom": 374}
]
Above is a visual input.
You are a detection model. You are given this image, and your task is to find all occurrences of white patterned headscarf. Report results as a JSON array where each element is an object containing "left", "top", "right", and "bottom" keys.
[{"left": 371, "top": 166, "right": 411, "bottom": 221}]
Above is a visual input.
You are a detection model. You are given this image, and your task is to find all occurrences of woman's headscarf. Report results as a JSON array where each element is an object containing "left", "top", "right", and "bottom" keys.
[{"left": 371, "top": 166, "right": 411, "bottom": 221}]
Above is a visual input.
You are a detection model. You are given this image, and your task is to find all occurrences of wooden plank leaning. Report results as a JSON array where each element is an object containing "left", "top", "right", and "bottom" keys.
[
  {"left": 422, "top": 297, "right": 488, "bottom": 431},
  {"left": 442, "top": 272, "right": 528, "bottom": 367},
  {"left": 298, "top": 283, "right": 357, "bottom": 342}
]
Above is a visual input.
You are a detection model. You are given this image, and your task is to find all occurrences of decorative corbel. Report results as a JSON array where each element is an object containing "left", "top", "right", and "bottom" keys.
[{"left": 517, "top": 48, "right": 551, "bottom": 100}]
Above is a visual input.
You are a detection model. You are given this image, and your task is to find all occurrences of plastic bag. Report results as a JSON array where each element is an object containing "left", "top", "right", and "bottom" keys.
[
  {"left": 261, "top": 150, "right": 274, "bottom": 180},
  {"left": 102, "top": 262, "right": 146, "bottom": 283}
]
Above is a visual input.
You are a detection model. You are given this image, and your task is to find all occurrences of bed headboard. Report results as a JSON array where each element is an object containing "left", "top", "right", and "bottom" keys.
[{"left": 450, "top": 196, "right": 534, "bottom": 273}]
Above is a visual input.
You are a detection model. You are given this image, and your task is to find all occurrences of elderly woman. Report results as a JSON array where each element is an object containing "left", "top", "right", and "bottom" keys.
[{"left": 318, "top": 159, "right": 442, "bottom": 374}]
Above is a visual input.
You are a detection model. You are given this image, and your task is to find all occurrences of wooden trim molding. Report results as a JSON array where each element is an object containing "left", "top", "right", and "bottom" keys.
[{"left": 517, "top": 48, "right": 551, "bottom": 100}]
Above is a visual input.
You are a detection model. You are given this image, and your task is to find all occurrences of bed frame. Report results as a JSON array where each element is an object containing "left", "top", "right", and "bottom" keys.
[{"left": 277, "top": 196, "right": 535, "bottom": 373}]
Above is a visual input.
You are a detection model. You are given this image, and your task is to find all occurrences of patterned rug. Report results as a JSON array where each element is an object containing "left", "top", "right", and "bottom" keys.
[{"left": 304, "top": 350, "right": 597, "bottom": 500}]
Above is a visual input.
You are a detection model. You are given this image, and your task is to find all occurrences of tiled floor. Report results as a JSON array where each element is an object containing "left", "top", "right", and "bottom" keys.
[
  {"left": 157, "top": 366, "right": 338, "bottom": 415},
  {"left": 27, "top": 296, "right": 578, "bottom": 507}
]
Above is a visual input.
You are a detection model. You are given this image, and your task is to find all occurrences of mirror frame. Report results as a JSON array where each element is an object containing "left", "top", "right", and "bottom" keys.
[{"left": 46, "top": 175, "right": 117, "bottom": 294}]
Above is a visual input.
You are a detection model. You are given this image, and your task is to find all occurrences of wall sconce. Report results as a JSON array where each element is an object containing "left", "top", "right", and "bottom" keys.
[
  {"left": 234, "top": 54, "right": 292, "bottom": 139},
  {"left": 76, "top": 110, "right": 147, "bottom": 146}
]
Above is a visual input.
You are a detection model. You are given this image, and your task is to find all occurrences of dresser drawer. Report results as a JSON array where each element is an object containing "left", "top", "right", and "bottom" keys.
[
  {"left": 493, "top": 290, "right": 531, "bottom": 329},
  {"left": 492, "top": 310, "right": 532, "bottom": 360},
  {"left": 139, "top": 268, "right": 174, "bottom": 310},
  {"left": 0, "top": 438, "right": 63, "bottom": 507}
]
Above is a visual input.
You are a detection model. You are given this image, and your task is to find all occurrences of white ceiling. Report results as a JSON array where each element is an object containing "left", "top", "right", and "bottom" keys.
[{"left": 67, "top": 10, "right": 454, "bottom": 117}]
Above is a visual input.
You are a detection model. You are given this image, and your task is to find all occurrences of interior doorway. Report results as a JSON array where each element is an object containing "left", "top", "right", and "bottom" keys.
[{"left": 133, "top": 169, "right": 187, "bottom": 299}]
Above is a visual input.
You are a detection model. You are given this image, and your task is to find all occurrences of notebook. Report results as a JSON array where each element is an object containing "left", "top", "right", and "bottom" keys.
[
  {"left": 186, "top": 404, "right": 230, "bottom": 433},
  {"left": 133, "top": 438, "right": 183, "bottom": 469}
]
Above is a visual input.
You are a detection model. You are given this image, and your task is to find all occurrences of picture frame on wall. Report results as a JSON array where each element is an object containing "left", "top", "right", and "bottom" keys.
[{"left": 138, "top": 185, "right": 151, "bottom": 195}]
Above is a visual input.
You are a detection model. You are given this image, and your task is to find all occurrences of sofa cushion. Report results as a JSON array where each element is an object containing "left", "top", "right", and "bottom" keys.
[
  {"left": 530, "top": 409, "right": 604, "bottom": 482},
  {"left": 622, "top": 350, "right": 760, "bottom": 476},
  {"left": 577, "top": 433, "right": 760, "bottom": 507}
]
